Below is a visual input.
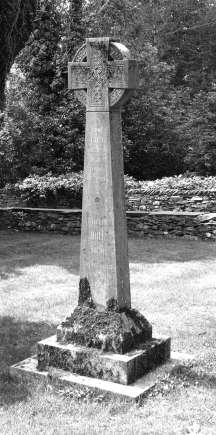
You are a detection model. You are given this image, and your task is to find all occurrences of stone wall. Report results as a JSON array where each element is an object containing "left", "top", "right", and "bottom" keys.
[
  {"left": 127, "top": 211, "right": 216, "bottom": 240},
  {"left": 0, "top": 208, "right": 216, "bottom": 241},
  {"left": 127, "top": 192, "right": 216, "bottom": 213},
  {"left": 0, "top": 208, "right": 81, "bottom": 235},
  {"left": 0, "top": 190, "right": 23, "bottom": 207},
  {"left": 1, "top": 188, "right": 216, "bottom": 213}
]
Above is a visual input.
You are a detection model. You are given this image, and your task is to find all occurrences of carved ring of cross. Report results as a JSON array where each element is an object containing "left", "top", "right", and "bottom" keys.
[{"left": 68, "top": 38, "right": 137, "bottom": 110}]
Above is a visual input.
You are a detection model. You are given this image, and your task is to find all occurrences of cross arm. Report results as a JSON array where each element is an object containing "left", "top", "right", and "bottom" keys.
[
  {"left": 108, "top": 59, "right": 138, "bottom": 90},
  {"left": 68, "top": 62, "right": 90, "bottom": 90}
]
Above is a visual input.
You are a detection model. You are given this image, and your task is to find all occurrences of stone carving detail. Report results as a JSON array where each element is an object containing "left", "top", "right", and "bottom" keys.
[
  {"left": 88, "top": 48, "right": 107, "bottom": 108},
  {"left": 109, "top": 41, "right": 131, "bottom": 107},
  {"left": 70, "top": 40, "right": 133, "bottom": 109},
  {"left": 108, "top": 62, "right": 126, "bottom": 85},
  {"left": 73, "top": 43, "right": 87, "bottom": 106},
  {"left": 72, "top": 64, "right": 89, "bottom": 88}
]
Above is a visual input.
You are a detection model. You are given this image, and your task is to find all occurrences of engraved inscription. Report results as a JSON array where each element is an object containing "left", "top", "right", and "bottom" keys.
[{"left": 90, "top": 231, "right": 104, "bottom": 241}]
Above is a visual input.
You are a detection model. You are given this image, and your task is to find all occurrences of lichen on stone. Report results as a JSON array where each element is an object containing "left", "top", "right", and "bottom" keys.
[
  {"left": 78, "top": 277, "right": 95, "bottom": 307},
  {"left": 57, "top": 304, "right": 152, "bottom": 354}
]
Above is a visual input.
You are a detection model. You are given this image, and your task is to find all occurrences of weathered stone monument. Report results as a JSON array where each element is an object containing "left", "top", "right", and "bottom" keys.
[{"left": 11, "top": 38, "right": 170, "bottom": 400}]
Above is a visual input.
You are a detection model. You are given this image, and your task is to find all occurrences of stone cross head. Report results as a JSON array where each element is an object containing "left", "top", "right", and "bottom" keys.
[{"left": 68, "top": 37, "right": 138, "bottom": 112}]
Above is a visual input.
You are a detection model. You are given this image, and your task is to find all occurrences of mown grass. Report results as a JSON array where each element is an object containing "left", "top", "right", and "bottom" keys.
[{"left": 0, "top": 231, "right": 216, "bottom": 434}]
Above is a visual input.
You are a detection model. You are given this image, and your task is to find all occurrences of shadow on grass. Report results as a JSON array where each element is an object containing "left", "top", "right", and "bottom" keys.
[
  {"left": 1, "top": 231, "right": 216, "bottom": 283},
  {"left": 0, "top": 269, "right": 24, "bottom": 280},
  {"left": 0, "top": 315, "right": 56, "bottom": 406},
  {"left": 171, "top": 364, "right": 216, "bottom": 389},
  {"left": 128, "top": 237, "right": 216, "bottom": 264},
  {"left": 0, "top": 231, "right": 80, "bottom": 281}
]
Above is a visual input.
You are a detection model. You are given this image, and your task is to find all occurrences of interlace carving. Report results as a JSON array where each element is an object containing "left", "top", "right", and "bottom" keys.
[{"left": 69, "top": 38, "right": 137, "bottom": 111}]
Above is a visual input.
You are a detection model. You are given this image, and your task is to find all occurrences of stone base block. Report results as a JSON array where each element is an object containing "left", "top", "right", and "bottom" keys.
[
  {"left": 10, "top": 350, "right": 195, "bottom": 403},
  {"left": 37, "top": 335, "right": 171, "bottom": 385},
  {"left": 9, "top": 356, "right": 156, "bottom": 402}
]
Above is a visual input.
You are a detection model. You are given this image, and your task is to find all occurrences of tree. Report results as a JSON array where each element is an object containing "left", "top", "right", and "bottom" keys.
[
  {"left": 0, "top": 0, "right": 86, "bottom": 185},
  {"left": 179, "top": 90, "right": 216, "bottom": 175},
  {"left": 0, "top": 0, "right": 37, "bottom": 111},
  {"left": 85, "top": 0, "right": 188, "bottom": 179},
  {"left": 156, "top": 0, "right": 216, "bottom": 91},
  {"left": 122, "top": 45, "right": 186, "bottom": 179},
  {"left": 2, "top": 0, "right": 216, "bottom": 185}
]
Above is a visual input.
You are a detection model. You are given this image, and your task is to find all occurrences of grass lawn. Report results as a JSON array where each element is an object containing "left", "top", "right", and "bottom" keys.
[{"left": 0, "top": 230, "right": 216, "bottom": 434}]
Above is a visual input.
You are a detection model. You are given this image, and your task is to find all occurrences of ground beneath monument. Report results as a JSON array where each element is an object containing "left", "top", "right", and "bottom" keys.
[{"left": 0, "top": 231, "right": 216, "bottom": 433}]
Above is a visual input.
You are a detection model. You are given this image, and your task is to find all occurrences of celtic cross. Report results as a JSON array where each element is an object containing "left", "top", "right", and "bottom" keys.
[
  {"left": 68, "top": 37, "right": 138, "bottom": 312},
  {"left": 68, "top": 37, "right": 137, "bottom": 111}
]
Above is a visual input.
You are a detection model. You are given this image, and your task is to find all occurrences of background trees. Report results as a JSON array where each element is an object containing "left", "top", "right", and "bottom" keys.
[
  {"left": 0, "top": 0, "right": 37, "bottom": 111},
  {"left": 0, "top": 0, "right": 85, "bottom": 185},
  {"left": 1, "top": 0, "right": 216, "bottom": 186}
]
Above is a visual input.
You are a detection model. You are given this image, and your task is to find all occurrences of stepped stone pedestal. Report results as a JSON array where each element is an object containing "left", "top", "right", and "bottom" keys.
[
  {"left": 37, "top": 335, "right": 170, "bottom": 386},
  {"left": 10, "top": 37, "right": 171, "bottom": 400}
]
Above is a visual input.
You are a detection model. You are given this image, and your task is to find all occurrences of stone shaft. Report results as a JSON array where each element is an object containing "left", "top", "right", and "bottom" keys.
[
  {"left": 80, "top": 109, "right": 131, "bottom": 311},
  {"left": 68, "top": 37, "right": 138, "bottom": 312}
]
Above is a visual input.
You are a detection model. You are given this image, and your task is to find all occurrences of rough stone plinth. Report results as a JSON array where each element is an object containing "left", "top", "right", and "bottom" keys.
[
  {"left": 10, "top": 351, "right": 195, "bottom": 402},
  {"left": 56, "top": 305, "right": 152, "bottom": 354},
  {"left": 37, "top": 335, "right": 170, "bottom": 385},
  {"left": 9, "top": 356, "right": 155, "bottom": 402}
]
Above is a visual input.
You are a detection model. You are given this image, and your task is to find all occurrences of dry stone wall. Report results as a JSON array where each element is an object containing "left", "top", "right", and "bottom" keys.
[
  {"left": 0, "top": 190, "right": 23, "bottom": 207},
  {"left": 127, "top": 193, "right": 216, "bottom": 213},
  {"left": 0, "top": 208, "right": 81, "bottom": 235},
  {"left": 127, "top": 211, "right": 216, "bottom": 240},
  {"left": 1, "top": 187, "right": 216, "bottom": 213},
  {"left": 0, "top": 208, "right": 216, "bottom": 241}
]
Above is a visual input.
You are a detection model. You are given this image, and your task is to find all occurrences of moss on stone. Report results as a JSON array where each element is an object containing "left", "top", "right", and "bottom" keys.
[
  {"left": 78, "top": 278, "right": 95, "bottom": 307},
  {"left": 57, "top": 305, "right": 152, "bottom": 354}
]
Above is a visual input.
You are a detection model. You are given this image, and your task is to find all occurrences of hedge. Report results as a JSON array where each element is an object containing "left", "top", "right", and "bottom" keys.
[{"left": 4, "top": 173, "right": 216, "bottom": 208}]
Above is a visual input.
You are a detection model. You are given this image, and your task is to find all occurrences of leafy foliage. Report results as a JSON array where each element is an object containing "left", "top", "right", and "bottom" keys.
[
  {"left": 179, "top": 91, "right": 216, "bottom": 175},
  {"left": 122, "top": 45, "right": 186, "bottom": 179},
  {"left": 0, "top": 0, "right": 85, "bottom": 186},
  {"left": 0, "top": 0, "right": 37, "bottom": 111},
  {"left": 1, "top": 0, "right": 216, "bottom": 186},
  {"left": 157, "top": 0, "right": 216, "bottom": 91},
  {"left": 85, "top": 0, "right": 216, "bottom": 179},
  {"left": 13, "top": 172, "right": 83, "bottom": 207},
  {"left": 11, "top": 173, "right": 216, "bottom": 208},
  {"left": 128, "top": 174, "right": 216, "bottom": 195}
]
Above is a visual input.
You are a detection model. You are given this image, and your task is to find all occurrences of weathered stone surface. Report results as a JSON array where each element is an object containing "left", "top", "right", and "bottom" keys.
[
  {"left": 79, "top": 109, "right": 131, "bottom": 311},
  {"left": 69, "top": 38, "right": 138, "bottom": 311},
  {"left": 9, "top": 356, "right": 155, "bottom": 402},
  {"left": 37, "top": 335, "right": 170, "bottom": 385},
  {"left": 56, "top": 305, "right": 152, "bottom": 354},
  {"left": 10, "top": 350, "right": 197, "bottom": 402},
  {"left": 68, "top": 38, "right": 138, "bottom": 112}
]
